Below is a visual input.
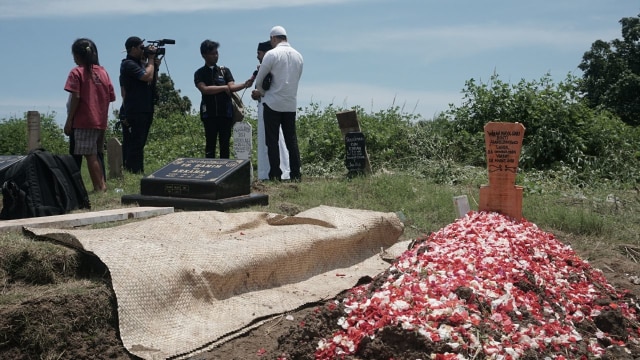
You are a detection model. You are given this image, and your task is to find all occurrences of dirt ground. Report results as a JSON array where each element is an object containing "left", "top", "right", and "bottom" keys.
[{"left": 2, "top": 230, "right": 640, "bottom": 360}]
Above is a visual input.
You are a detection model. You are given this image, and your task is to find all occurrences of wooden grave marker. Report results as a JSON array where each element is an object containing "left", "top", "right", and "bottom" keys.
[
  {"left": 27, "top": 111, "right": 41, "bottom": 151},
  {"left": 479, "top": 122, "right": 525, "bottom": 220}
]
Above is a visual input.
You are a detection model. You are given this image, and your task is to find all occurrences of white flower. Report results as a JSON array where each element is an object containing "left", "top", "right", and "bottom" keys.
[
  {"left": 359, "top": 298, "right": 371, "bottom": 309},
  {"left": 437, "top": 324, "right": 453, "bottom": 341},
  {"left": 392, "top": 299, "right": 410, "bottom": 311},
  {"left": 344, "top": 302, "right": 358, "bottom": 314},
  {"left": 504, "top": 347, "right": 519, "bottom": 357},
  {"left": 317, "top": 339, "right": 329, "bottom": 350},
  {"left": 401, "top": 321, "right": 415, "bottom": 330},
  {"left": 337, "top": 317, "right": 348, "bottom": 329},
  {"left": 482, "top": 257, "right": 496, "bottom": 264}
]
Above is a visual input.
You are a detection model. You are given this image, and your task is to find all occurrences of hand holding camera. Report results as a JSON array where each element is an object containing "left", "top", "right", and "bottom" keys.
[
  {"left": 143, "top": 39, "right": 175, "bottom": 57},
  {"left": 144, "top": 45, "right": 157, "bottom": 58}
]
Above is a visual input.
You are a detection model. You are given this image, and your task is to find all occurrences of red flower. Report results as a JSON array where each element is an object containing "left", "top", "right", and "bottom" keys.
[{"left": 313, "top": 211, "right": 639, "bottom": 359}]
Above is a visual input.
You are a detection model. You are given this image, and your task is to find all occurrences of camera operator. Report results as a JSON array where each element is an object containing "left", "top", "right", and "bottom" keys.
[{"left": 119, "top": 36, "right": 161, "bottom": 174}]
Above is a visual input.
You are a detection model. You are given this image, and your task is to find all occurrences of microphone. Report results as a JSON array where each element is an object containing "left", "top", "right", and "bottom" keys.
[{"left": 251, "top": 70, "right": 258, "bottom": 80}]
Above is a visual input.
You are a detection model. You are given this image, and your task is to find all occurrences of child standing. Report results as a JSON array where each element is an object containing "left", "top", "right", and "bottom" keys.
[{"left": 64, "top": 38, "right": 115, "bottom": 192}]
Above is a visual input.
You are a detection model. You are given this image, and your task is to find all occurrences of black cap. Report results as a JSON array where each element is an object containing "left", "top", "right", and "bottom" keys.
[
  {"left": 125, "top": 36, "right": 144, "bottom": 51},
  {"left": 257, "top": 41, "right": 272, "bottom": 52}
]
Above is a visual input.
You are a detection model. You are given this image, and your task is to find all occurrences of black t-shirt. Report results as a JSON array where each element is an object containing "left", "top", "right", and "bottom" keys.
[
  {"left": 120, "top": 56, "right": 154, "bottom": 116},
  {"left": 194, "top": 65, "right": 234, "bottom": 118}
]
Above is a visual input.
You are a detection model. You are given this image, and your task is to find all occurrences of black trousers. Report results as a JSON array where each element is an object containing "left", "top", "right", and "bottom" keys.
[
  {"left": 122, "top": 112, "right": 153, "bottom": 174},
  {"left": 201, "top": 116, "right": 233, "bottom": 159},
  {"left": 263, "top": 104, "right": 301, "bottom": 180}
]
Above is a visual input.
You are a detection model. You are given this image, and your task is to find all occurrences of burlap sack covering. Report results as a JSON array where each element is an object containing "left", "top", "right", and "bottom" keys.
[{"left": 26, "top": 205, "right": 404, "bottom": 359}]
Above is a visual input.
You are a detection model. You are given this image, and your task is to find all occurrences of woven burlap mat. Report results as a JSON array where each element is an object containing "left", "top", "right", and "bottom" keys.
[{"left": 26, "top": 205, "right": 404, "bottom": 359}]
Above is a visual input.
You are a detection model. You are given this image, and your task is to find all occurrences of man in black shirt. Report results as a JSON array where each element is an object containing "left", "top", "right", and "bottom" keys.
[
  {"left": 194, "top": 40, "right": 253, "bottom": 158},
  {"left": 119, "top": 36, "right": 160, "bottom": 173}
]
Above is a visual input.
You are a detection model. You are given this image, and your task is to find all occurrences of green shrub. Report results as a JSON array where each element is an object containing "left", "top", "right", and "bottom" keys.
[
  {"left": 0, "top": 112, "right": 68, "bottom": 155},
  {"left": 440, "top": 73, "right": 640, "bottom": 186},
  {"left": 296, "top": 103, "right": 422, "bottom": 176},
  {"left": 4, "top": 72, "right": 639, "bottom": 190}
]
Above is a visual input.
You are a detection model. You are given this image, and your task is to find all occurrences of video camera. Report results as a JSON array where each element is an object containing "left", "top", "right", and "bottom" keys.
[{"left": 143, "top": 39, "right": 175, "bottom": 56}]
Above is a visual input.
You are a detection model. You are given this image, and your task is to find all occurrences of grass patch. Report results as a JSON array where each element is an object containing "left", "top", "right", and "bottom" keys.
[{"left": 0, "top": 236, "right": 80, "bottom": 285}]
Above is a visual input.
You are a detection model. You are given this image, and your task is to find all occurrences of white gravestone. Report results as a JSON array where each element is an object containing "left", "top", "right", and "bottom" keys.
[
  {"left": 453, "top": 195, "right": 471, "bottom": 219},
  {"left": 233, "top": 121, "right": 253, "bottom": 180}
]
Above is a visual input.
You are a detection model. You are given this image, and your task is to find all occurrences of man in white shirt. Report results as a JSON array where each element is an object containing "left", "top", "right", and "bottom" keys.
[
  {"left": 252, "top": 25, "right": 304, "bottom": 181},
  {"left": 251, "top": 40, "right": 290, "bottom": 181}
]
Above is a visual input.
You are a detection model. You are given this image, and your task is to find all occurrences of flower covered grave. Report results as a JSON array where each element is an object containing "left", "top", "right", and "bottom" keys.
[{"left": 311, "top": 211, "right": 640, "bottom": 359}]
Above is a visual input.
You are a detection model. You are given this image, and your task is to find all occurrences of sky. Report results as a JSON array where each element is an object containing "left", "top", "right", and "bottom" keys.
[{"left": 0, "top": 0, "right": 638, "bottom": 126}]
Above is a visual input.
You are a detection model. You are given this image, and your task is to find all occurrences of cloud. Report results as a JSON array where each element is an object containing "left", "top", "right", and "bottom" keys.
[
  {"left": 0, "top": 96, "right": 64, "bottom": 108},
  {"left": 316, "top": 24, "right": 619, "bottom": 64},
  {"left": 298, "top": 82, "right": 461, "bottom": 119},
  {"left": 0, "top": 0, "right": 360, "bottom": 18}
]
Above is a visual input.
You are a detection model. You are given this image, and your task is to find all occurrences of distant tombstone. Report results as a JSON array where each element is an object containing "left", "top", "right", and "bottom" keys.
[
  {"left": 27, "top": 111, "right": 40, "bottom": 151},
  {"left": 121, "top": 158, "right": 267, "bottom": 211},
  {"left": 233, "top": 121, "right": 253, "bottom": 180},
  {"left": 0, "top": 155, "right": 25, "bottom": 184},
  {"left": 107, "top": 137, "right": 123, "bottom": 179},
  {"left": 479, "top": 122, "right": 526, "bottom": 220},
  {"left": 336, "top": 109, "right": 361, "bottom": 135},
  {"left": 336, "top": 110, "right": 372, "bottom": 174},
  {"left": 233, "top": 121, "right": 252, "bottom": 160},
  {"left": 453, "top": 195, "right": 470, "bottom": 218},
  {"left": 345, "top": 132, "right": 367, "bottom": 174}
]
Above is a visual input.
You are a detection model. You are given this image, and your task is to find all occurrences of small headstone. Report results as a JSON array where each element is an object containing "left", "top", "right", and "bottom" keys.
[
  {"left": 0, "top": 155, "right": 25, "bottom": 184},
  {"left": 336, "top": 110, "right": 372, "bottom": 174},
  {"left": 107, "top": 137, "right": 123, "bottom": 179},
  {"left": 479, "top": 122, "right": 526, "bottom": 220},
  {"left": 27, "top": 111, "right": 41, "bottom": 151},
  {"left": 345, "top": 132, "right": 367, "bottom": 174},
  {"left": 233, "top": 121, "right": 252, "bottom": 160},
  {"left": 453, "top": 195, "right": 470, "bottom": 218}
]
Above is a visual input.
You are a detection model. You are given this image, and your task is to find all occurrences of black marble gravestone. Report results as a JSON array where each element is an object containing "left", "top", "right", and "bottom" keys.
[
  {"left": 0, "top": 156, "right": 25, "bottom": 185},
  {"left": 345, "top": 132, "right": 367, "bottom": 174},
  {"left": 121, "top": 158, "right": 268, "bottom": 211}
]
